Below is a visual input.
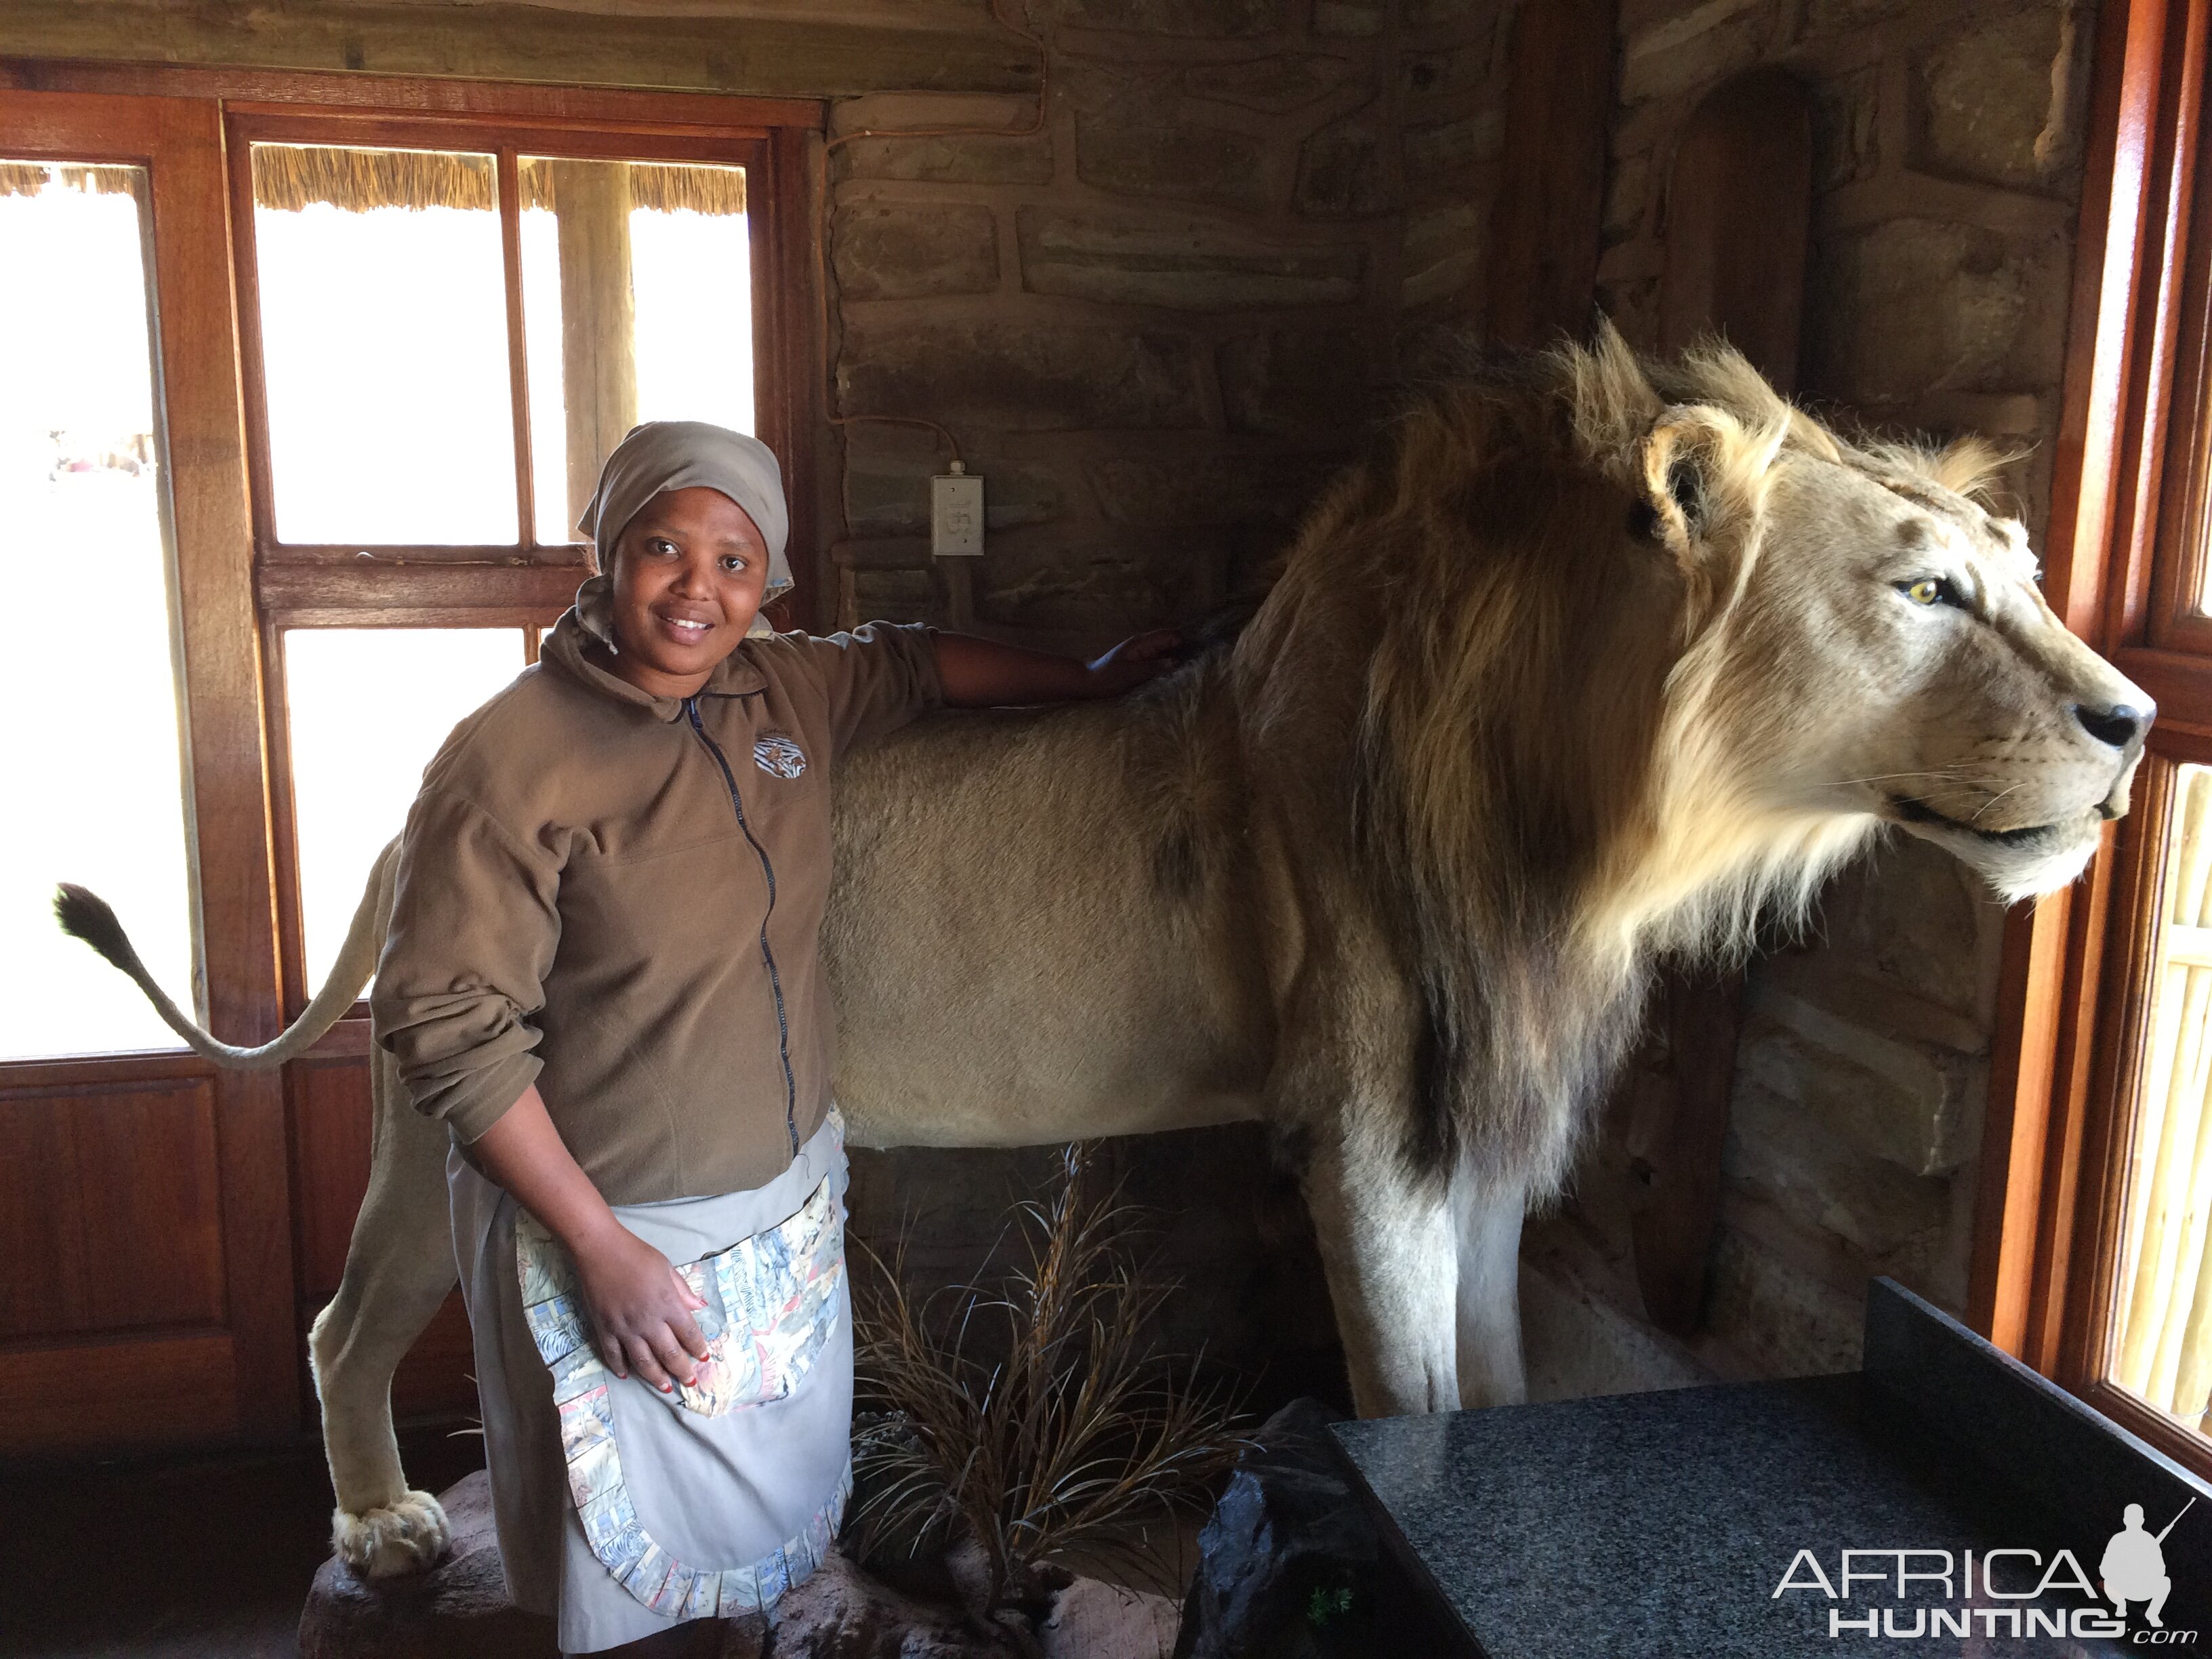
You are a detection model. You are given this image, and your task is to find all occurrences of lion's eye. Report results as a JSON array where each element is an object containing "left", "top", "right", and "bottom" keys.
[{"left": 1902, "top": 577, "right": 1954, "bottom": 607}]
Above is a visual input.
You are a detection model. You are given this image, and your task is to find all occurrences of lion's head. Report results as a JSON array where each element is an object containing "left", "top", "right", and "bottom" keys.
[{"left": 1251, "top": 323, "right": 2150, "bottom": 1188}]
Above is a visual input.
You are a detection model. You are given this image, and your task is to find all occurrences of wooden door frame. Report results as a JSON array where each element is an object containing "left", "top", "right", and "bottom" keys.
[{"left": 0, "top": 89, "right": 297, "bottom": 1445}]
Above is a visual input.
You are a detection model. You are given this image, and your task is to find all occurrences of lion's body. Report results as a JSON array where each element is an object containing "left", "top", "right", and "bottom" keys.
[{"left": 62, "top": 329, "right": 2152, "bottom": 1576}]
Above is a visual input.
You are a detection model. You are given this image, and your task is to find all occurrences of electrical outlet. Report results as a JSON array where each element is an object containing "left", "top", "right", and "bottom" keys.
[{"left": 932, "top": 467, "right": 984, "bottom": 557}]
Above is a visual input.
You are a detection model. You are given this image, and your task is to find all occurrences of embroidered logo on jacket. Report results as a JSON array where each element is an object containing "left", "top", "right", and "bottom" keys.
[{"left": 754, "top": 733, "right": 806, "bottom": 779}]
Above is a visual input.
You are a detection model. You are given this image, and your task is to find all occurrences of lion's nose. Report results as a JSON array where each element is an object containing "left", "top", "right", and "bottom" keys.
[{"left": 2074, "top": 701, "right": 2154, "bottom": 750}]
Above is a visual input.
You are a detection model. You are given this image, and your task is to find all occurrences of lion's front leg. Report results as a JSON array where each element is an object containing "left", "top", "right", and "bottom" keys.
[
  {"left": 313, "top": 1052, "right": 461, "bottom": 1577},
  {"left": 1301, "top": 1122, "right": 1462, "bottom": 1416},
  {"left": 1452, "top": 1170, "right": 1529, "bottom": 1408}
]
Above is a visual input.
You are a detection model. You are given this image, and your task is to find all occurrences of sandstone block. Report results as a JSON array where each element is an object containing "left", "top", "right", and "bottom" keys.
[
  {"left": 850, "top": 567, "right": 939, "bottom": 624},
  {"left": 1313, "top": 0, "right": 1385, "bottom": 37},
  {"left": 1185, "top": 53, "right": 1357, "bottom": 112},
  {"left": 1295, "top": 112, "right": 1394, "bottom": 216},
  {"left": 1726, "top": 1080, "right": 1952, "bottom": 1258},
  {"left": 1403, "top": 199, "right": 1486, "bottom": 305},
  {"left": 1805, "top": 218, "right": 2068, "bottom": 401},
  {"left": 1811, "top": 64, "right": 1880, "bottom": 192},
  {"left": 844, "top": 428, "right": 1062, "bottom": 537},
  {"left": 1406, "top": 0, "right": 1495, "bottom": 24},
  {"left": 832, "top": 133, "right": 1054, "bottom": 186},
  {"left": 1705, "top": 1220, "right": 1866, "bottom": 1377},
  {"left": 1800, "top": 0, "right": 1911, "bottom": 31},
  {"left": 1032, "top": 0, "right": 1286, "bottom": 34},
  {"left": 1817, "top": 837, "right": 2001, "bottom": 1025},
  {"left": 1736, "top": 996, "right": 1981, "bottom": 1176},
  {"left": 298, "top": 1471, "right": 554, "bottom": 1659},
  {"left": 1076, "top": 110, "right": 1273, "bottom": 211},
  {"left": 1087, "top": 452, "right": 1323, "bottom": 527},
  {"left": 1404, "top": 110, "right": 1501, "bottom": 180},
  {"left": 1217, "top": 329, "right": 1373, "bottom": 440},
  {"left": 1603, "top": 150, "right": 1652, "bottom": 243},
  {"left": 1620, "top": 0, "right": 1774, "bottom": 104},
  {"left": 1018, "top": 208, "right": 1364, "bottom": 308},
  {"left": 840, "top": 322, "right": 1202, "bottom": 432},
  {"left": 976, "top": 533, "right": 1206, "bottom": 632},
  {"left": 833, "top": 203, "right": 998, "bottom": 301},
  {"left": 1912, "top": 3, "right": 2083, "bottom": 192},
  {"left": 1403, "top": 41, "right": 1496, "bottom": 100}
]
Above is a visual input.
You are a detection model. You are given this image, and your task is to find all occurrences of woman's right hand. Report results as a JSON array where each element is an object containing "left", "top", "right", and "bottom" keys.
[{"left": 569, "top": 1220, "right": 710, "bottom": 1393}]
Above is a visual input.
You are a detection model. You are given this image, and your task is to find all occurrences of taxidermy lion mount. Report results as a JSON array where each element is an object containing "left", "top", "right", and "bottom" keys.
[{"left": 58, "top": 324, "right": 2150, "bottom": 1576}]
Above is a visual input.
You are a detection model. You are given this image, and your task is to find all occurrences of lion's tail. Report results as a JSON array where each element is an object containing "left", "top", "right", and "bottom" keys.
[{"left": 54, "top": 836, "right": 401, "bottom": 1070}]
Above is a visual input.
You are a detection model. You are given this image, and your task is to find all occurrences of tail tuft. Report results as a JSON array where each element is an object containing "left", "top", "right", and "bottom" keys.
[{"left": 54, "top": 883, "right": 140, "bottom": 973}]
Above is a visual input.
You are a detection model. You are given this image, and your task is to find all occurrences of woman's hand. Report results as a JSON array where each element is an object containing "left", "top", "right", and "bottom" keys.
[
  {"left": 1085, "top": 628, "right": 1183, "bottom": 695},
  {"left": 569, "top": 1218, "right": 711, "bottom": 1393}
]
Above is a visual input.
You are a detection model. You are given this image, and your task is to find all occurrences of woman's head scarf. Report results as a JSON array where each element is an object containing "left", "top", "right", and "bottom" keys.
[{"left": 571, "top": 421, "right": 792, "bottom": 646}]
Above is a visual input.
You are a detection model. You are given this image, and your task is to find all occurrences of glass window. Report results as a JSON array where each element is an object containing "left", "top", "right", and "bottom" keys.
[
  {"left": 2110, "top": 763, "right": 2212, "bottom": 1437},
  {"left": 0, "top": 161, "right": 194, "bottom": 1059},
  {"left": 518, "top": 158, "right": 752, "bottom": 545},
  {"left": 251, "top": 144, "right": 518, "bottom": 546},
  {"left": 283, "top": 628, "right": 529, "bottom": 994}
]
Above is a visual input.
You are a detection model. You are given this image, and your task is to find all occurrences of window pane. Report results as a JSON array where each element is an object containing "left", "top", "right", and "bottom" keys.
[
  {"left": 251, "top": 144, "right": 517, "bottom": 545},
  {"left": 519, "top": 158, "right": 753, "bottom": 546},
  {"left": 0, "top": 162, "right": 194, "bottom": 1059},
  {"left": 2110, "top": 762, "right": 2212, "bottom": 1436},
  {"left": 284, "top": 629, "right": 527, "bottom": 993}
]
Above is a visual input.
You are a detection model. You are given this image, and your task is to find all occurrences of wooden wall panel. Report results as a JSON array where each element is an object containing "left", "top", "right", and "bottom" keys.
[
  {"left": 289, "top": 1054, "right": 373, "bottom": 1305},
  {"left": 0, "top": 1080, "right": 225, "bottom": 1341},
  {"left": 0, "top": 1332, "right": 237, "bottom": 1456}
]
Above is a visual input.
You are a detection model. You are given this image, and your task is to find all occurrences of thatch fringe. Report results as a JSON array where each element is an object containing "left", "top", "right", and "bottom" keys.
[
  {"left": 249, "top": 144, "right": 744, "bottom": 216},
  {"left": 0, "top": 161, "right": 142, "bottom": 201}
]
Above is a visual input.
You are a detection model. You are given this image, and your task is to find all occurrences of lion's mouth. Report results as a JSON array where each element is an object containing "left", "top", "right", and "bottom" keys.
[{"left": 1890, "top": 795, "right": 2070, "bottom": 848}]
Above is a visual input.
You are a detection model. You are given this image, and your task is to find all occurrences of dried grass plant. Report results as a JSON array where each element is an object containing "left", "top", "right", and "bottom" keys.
[{"left": 846, "top": 1143, "right": 1249, "bottom": 1622}]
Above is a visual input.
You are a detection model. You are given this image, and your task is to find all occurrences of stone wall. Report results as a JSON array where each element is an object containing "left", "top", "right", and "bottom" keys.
[
  {"left": 1521, "top": 0, "right": 2095, "bottom": 1397},
  {"left": 823, "top": 0, "right": 1513, "bottom": 647}
]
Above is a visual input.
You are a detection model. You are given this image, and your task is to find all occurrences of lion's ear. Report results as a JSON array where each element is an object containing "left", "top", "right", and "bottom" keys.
[{"left": 1635, "top": 405, "right": 1783, "bottom": 564}]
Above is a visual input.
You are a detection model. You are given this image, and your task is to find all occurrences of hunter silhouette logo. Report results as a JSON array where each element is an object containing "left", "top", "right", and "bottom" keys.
[{"left": 2104, "top": 1498, "right": 2194, "bottom": 1631}]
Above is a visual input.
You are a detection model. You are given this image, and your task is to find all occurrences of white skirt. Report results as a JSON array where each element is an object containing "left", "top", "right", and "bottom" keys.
[{"left": 448, "top": 1109, "right": 853, "bottom": 1655}]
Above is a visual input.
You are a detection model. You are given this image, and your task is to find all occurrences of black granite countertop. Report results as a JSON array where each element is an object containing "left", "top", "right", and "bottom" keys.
[{"left": 1331, "top": 1279, "right": 2212, "bottom": 1658}]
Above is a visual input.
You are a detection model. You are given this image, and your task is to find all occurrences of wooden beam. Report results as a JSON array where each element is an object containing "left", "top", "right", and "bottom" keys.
[
  {"left": 0, "top": 4, "right": 1039, "bottom": 100},
  {"left": 1486, "top": 0, "right": 1617, "bottom": 348}
]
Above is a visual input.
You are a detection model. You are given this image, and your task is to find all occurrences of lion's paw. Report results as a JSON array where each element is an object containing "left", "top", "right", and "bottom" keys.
[{"left": 333, "top": 1491, "right": 451, "bottom": 1578}]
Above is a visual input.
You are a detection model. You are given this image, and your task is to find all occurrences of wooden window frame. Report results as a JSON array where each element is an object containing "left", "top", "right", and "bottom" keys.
[
  {"left": 0, "top": 61, "right": 827, "bottom": 1451},
  {"left": 1970, "top": 0, "right": 2212, "bottom": 1482}
]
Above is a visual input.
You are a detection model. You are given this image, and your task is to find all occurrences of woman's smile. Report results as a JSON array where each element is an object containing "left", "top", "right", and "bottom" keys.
[{"left": 598, "top": 486, "right": 771, "bottom": 698}]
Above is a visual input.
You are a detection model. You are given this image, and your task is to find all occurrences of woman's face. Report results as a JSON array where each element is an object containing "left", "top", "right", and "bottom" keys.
[{"left": 603, "top": 486, "right": 770, "bottom": 699}]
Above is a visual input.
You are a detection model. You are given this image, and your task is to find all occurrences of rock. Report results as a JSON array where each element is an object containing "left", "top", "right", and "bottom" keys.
[
  {"left": 1733, "top": 999, "right": 1980, "bottom": 1177},
  {"left": 1172, "top": 1399, "right": 1380, "bottom": 1659},
  {"left": 298, "top": 1471, "right": 554, "bottom": 1659},
  {"left": 1805, "top": 218, "right": 2068, "bottom": 401},
  {"left": 1725, "top": 1078, "right": 1953, "bottom": 1257},
  {"left": 834, "top": 203, "right": 998, "bottom": 301},
  {"left": 743, "top": 1549, "right": 995, "bottom": 1659},
  {"left": 1404, "top": 111, "right": 1500, "bottom": 181},
  {"left": 1312, "top": 1, "right": 1384, "bottom": 39},
  {"left": 1038, "top": 1578, "right": 1182, "bottom": 1659},
  {"left": 1401, "top": 41, "right": 1495, "bottom": 101},
  {"left": 1403, "top": 201, "right": 1484, "bottom": 307},
  {"left": 1185, "top": 56, "right": 1357, "bottom": 115},
  {"left": 839, "top": 321, "right": 1203, "bottom": 432},
  {"left": 1029, "top": 0, "right": 1286, "bottom": 35},
  {"left": 1912, "top": 3, "right": 2083, "bottom": 192},
  {"left": 850, "top": 567, "right": 940, "bottom": 625},
  {"left": 1620, "top": 0, "right": 1774, "bottom": 106},
  {"left": 1810, "top": 64, "right": 1880, "bottom": 191},
  {"left": 832, "top": 133, "right": 1055, "bottom": 186},
  {"left": 1086, "top": 453, "right": 1323, "bottom": 529},
  {"left": 1019, "top": 209, "right": 1364, "bottom": 310},
  {"left": 1216, "top": 330, "right": 1372, "bottom": 441},
  {"left": 1076, "top": 111, "right": 1274, "bottom": 212},
  {"left": 1294, "top": 115, "right": 1392, "bottom": 218}
]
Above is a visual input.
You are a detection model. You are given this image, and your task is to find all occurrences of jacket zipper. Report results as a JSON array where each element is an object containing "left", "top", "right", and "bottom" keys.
[{"left": 686, "top": 697, "right": 800, "bottom": 1159}]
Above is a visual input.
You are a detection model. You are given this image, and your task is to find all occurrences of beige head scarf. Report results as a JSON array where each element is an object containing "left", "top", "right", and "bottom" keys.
[{"left": 571, "top": 422, "right": 792, "bottom": 646}]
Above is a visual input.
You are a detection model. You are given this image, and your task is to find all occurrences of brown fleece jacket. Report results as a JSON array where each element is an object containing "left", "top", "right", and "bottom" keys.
[{"left": 371, "top": 609, "right": 942, "bottom": 1204}]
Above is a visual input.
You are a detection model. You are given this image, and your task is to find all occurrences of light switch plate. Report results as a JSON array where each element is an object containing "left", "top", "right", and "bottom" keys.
[{"left": 932, "top": 472, "right": 985, "bottom": 557}]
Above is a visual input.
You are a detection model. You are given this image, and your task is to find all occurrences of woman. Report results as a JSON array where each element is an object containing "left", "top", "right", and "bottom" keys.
[{"left": 372, "top": 422, "right": 1172, "bottom": 1655}]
